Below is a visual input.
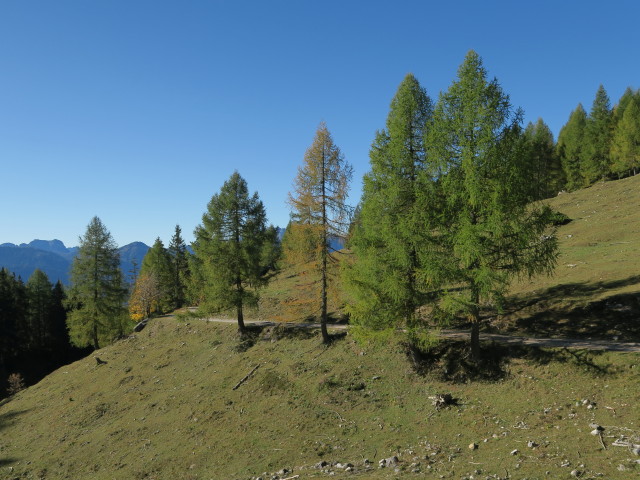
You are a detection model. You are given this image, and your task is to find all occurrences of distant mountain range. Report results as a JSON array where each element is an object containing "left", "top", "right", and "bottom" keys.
[
  {"left": 0, "top": 229, "right": 340, "bottom": 285},
  {"left": 0, "top": 239, "right": 150, "bottom": 285}
]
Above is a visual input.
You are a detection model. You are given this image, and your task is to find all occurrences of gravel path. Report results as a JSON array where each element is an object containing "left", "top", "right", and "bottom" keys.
[{"left": 197, "top": 317, "right": 640, "bottom": 353}]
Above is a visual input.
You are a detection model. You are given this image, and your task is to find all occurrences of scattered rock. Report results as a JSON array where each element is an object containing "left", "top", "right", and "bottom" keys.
[
  {"left": 430, "top": 393, "right": 458, "bottom": 410},
  {"left": 570, "top": 469, "right": 580, "bottom": 477},
  {"left": 527, "top": 440, "right": 538, "bottom": 448},
  {"left": 469, "top": 443, "right": 478, "bottom": 450},
  {"left": 315, "top": 461, "right": 328, "bottom": 469},
  {"left": 378, "top": 456, "right": 398, "bottom": 468},
  {"left": 510, "top": 449, "right": 519, "bottom": 455},
  {"left": 588, "top": 423, "right": 604, "bottom": 431}
]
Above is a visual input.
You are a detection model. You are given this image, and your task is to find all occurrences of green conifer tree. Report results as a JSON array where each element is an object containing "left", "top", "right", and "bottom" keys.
[
  {"left": 193, "top": 172, "right": 269, "bottom": 333},
  {"left": 49, "top": 280, "right": 71, "bottom": 354},
  {"left": 168, "top": 225, "right": 190, "bottom": 309},
  {"left": 425, "top": 51, "right": 558, "bottom": 361},
  {"left": 66, "top": 216, "right": 128, "bottom": 349},
  {"left": 0, "top": 269, "right": 26, "bottom": 376},
  {"left": 582, "top": 85, "right": 613, "bottom": 183},
  {"left": 610, "top": 97, "right": 640, "bottom": 177},
  {"left": 346, "top": 73, "right": 434, "bottom": 336},
  {"left": 140, "top": 237, "right": 173, "bottom": 313},
  {"left": 611, "top": 87, "right": 639, "bottom": 127},
  {"left": 25, "top": 269, "right": 54, "bottom": 351},
  {"left": 557, "top": 104, "right": 587, "bottom": 191},
  {"left": 522, "top": 119, "right": 565, "bottom": 199}
]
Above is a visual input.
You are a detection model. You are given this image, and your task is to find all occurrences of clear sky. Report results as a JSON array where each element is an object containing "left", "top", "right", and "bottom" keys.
[{"left": 1, "top": 0, "right": 638, "bottom": 248}]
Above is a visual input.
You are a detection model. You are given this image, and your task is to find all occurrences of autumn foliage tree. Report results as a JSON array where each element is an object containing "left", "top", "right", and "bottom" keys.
[
  {"left": 128, "top": 271, "right": 162, "bottom": 321},
  {"left": 287, "top": 122, "right": 352, "bottom": 343}
]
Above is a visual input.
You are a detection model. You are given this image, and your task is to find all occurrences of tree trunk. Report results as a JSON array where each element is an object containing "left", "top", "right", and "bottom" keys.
[
  {"left": 321, "top": 256, "right": 329, "bottom": 344},
  {"left": 93, "top": 321, "right": 99, "bottom": 350},
  {"left": 470, "top": 286, "right": 481, "bottom": 362},
  {"left": 237, "top": 304, "right": 246, "bottom": 334},
  {"left": 470, "top": 321, "right": 480, "bottom": 362},
  {"left": 320, "top": 144, "right": 330, "bottom": 344}
]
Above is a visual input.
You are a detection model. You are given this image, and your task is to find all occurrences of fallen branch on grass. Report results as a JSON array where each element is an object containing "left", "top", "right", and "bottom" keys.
[{"left": 232, "top": 364, "right": 261, "bottom": 390}]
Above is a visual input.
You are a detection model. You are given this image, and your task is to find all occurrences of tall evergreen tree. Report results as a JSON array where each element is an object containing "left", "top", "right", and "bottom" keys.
[
  {"left": 261, "top": 225, "right": 282, "bottom": 275},
  {"left": 140, "top": 237, "right": 173, "bottom": 313},
  {"left": 193, "top": 172, "right": 270, "bottom": 333},
  {"left": 0, "top": 269, "right": 26, "bottom": 377},
  {"left": 168, "top": 225, "right": 190, "bottom": 309},
  {"left": 522, "top": 118, "right": 564, "bottom": 199},
  {"left": 346, "top": 73, "right": 434, "bottom": 336},
  {"left": 610, "top": 97, "right": 640, "bottom": 177},
  {"left": 582, "top": 85, "right": 613, "bottom": 183},
  {"left": 66, "top": 216, "right": 128, "bottom": 349},
  {"left": 612, "top": 87, "right": 639, "bottom": 127},
  {"left": 287, "top": 122, "right": 353, "bottom": 343},
  {"left": 25, "top": 269, "right": 54, "bottom": 351},
  {"left": 425, "top": 51, "right": 558, "bottom": 360},
  {"left": 49, "top": 280, "right": 71, "bottom": 354},
  {"left": 557, "top": 104, "right": 588, "bottom": 191}
]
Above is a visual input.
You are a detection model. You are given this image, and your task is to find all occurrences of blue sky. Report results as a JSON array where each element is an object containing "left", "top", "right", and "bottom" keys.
[{"left": 1, "top": 0, "right": 638, "bottom": 247}]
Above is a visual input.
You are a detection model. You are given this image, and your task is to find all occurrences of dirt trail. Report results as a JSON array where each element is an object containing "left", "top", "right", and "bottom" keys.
[{"left": 194, "top": 317, "right": 640, "bottom": 353}]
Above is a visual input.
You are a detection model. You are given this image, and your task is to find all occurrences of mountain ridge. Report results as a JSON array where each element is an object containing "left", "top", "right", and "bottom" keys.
[{"left": 0, "top": 239, "right": 149, "bottom": 284}]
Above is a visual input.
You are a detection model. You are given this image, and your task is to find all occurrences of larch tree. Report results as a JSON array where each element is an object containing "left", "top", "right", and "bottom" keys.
[
  {"left": 193, "top": 172, "right": 269, "bottom": 334},
  {"left": 0, "top": 269, "right": 26, "bottom": 377},
  {"left": 557, "top": 104, "right": 588, "bottom": 191},
  {"left": 49, "top": 280, "right": 71, "bottom": 354},
  {"left": 66, "top": 216, "right": 128, "bottom": 349},
  {"left": 140, "top": 237, "right": 173, "bottom": 313},
  {"left": 611, "top": 87, "right": 639, "bottom": 127},
  {"left": 128, "top": 271, "right": 162, "bottom": 321},
  {"left": 24, "top": 269, "right": 54, "bottom": 351},
  {"left": 582, "top": 85, "right": 613, "bottom": 184},
  {"left": 425, "top": 51, "right": 558, "bottom": 361},
  {"left": 522, "top": 118, "right": 564, "bottom": 199},
  {"left": 287, "top": 122, "right": 353, "bottom": 343},
  {"left": 610, "top": 97, "right": 640, "bottom": 177},
  {"left": 346, "top": 73, "right": 435, "bottom": 341},
  {"left": 168, "top": 225, "right": 190, "bottom": 309}
]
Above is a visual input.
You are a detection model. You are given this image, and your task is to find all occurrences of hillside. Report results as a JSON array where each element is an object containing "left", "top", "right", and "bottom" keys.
[
  {"left": 253, "top": 175, "right": 640, "bottom": 342},
  {"left": 1, "top": 318, "right": 640, "bottom": 479},
  {"left": 2, "top": 176, "right": 640, "bottom": 479},
  {"left": 499, "top": 175, "right": 640, "bottom": 341}
]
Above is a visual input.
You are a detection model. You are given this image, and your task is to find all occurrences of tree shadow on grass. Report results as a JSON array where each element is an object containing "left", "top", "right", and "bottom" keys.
[
  {"left": 234, "top": 325, "right": 266, "bottom": 353},
  {"left": 407, "top": 340, "right": 611, "bottom": 383},
  {"left": 498, "top": 275, "right": 640, "bottom": 341},
  {"left": 0, "top": 407, "right": 31, "bottom": 434}
]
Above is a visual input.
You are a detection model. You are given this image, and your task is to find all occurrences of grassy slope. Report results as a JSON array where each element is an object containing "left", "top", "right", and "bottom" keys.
[
  {"left": 499, "top": 175, "right": 640, "bottom": 341},
  {"left": 1, "top": 319, "right": 640, "bottom": 479},
  {"left": 255, "top": 175, "right": 640, "bottom": 341},
  {"left": 2, "top": 176, "right": 640, "bottom": 479}
]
